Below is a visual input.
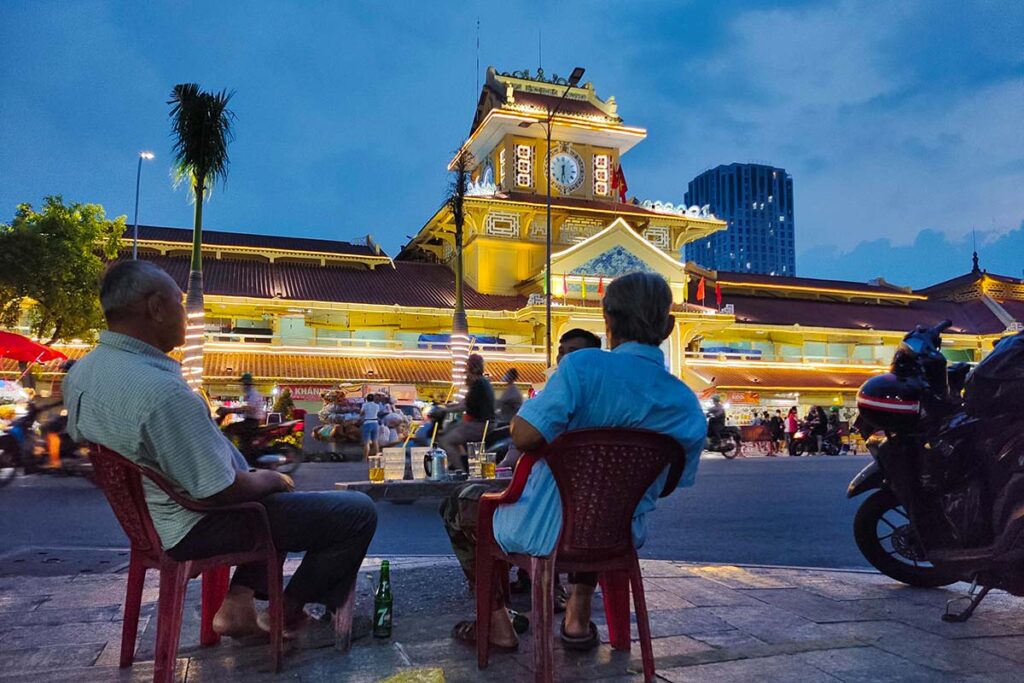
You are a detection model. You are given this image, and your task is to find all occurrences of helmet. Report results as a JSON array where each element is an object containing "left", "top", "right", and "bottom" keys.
[
  {"left": 240, "top": 372, "right": 253, "bottom": 384},
  {"left": 711, "top": 394, "right": 721, "bottom": 403},
  {"left": 855, "top": 372, "right": 922, "bottom": 435}
]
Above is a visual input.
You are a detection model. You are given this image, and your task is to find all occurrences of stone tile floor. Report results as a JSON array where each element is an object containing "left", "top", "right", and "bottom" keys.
[{"left": 1, "top": 551, "right": 1023, "bottom": 682}]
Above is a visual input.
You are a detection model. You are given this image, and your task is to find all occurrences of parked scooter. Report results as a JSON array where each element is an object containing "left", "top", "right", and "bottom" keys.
[{"left": 848, "top": 320, "right": 1024, "bottom": 621}]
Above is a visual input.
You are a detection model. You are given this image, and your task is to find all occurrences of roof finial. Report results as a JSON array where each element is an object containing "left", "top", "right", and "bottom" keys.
[{"left": 971, "top": 228, "right": 980, "bottom": 274}]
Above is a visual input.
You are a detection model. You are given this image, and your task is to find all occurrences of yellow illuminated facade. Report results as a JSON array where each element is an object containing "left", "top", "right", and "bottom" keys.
[{"left": 4, "top": 67, "right": 1023, "bottom": 421}]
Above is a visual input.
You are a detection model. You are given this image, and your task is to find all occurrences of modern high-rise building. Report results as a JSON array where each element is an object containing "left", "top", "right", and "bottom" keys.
[{"left": 683, "top": 163, "right": 795, "bottom": 275}]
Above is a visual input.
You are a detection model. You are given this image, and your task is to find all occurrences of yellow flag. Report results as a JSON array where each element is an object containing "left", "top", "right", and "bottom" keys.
[
  {"left": 683, "top": 273, "right": 689, "bottom": 303},
  {"left": 581, "top": 278, "right": 588, "bottom": 300}
]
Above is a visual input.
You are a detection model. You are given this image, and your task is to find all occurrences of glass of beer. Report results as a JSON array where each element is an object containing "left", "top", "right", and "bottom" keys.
[
  {"left": 482, "top": 452, "right": 497, "bottom": 479},
  {"left": 368, "top": 455, "right": 385, "bottom": 483}
]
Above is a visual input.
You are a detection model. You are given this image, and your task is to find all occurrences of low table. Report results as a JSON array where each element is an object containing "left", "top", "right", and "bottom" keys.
[{"left": 335, "top": 478, "right": 508, "bottom": 502}]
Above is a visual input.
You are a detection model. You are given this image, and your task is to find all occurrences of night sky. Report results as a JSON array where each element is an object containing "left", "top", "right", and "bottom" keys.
[{"left": 2, "top": 1, "right": 1021, "bottom": 286}]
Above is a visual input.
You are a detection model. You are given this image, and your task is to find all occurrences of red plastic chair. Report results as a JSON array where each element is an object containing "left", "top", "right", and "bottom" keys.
[
  {"left": 88, "top": 444, "right": 283, "bottom": 683},
  {"left": 475, "top": 429, "right": 686, "bottom": 683}
]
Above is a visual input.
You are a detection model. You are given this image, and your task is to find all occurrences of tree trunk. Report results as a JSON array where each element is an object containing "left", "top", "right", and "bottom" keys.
[{"left": 183, "top": 179, "right": 205, "bottom": 389}]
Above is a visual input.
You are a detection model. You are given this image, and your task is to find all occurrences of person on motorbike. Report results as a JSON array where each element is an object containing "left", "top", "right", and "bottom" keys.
[
  {"left": 784, "top": 406, "right": 798, "bottom": 452},
  {"left": 806, "top": 405, "right": 827, "bottom": 453},
  {"left": 439, "top": 354, "right": 495, "bottom": 472},
  {"left": 220, "top": 373, "right": 266, "bottom": 454},
  {"left": 496, "top": 368, "right": 523, "bottom": 424},
  {"left": 707, "top": 395, "right": 726, "bottom": 443}
]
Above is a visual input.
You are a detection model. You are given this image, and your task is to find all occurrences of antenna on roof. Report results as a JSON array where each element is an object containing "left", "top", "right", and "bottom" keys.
[
  {"left": 475, "top": 17, "right": 480, "bottom": 101},
  {"left": 538, "top": 29, "right": 542, "bottom": 71},
  {"left": 971, "top": 227, "right": 980, "bottom": 274}
]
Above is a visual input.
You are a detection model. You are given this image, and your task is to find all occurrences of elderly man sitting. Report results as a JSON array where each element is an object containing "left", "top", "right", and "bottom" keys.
[
  {"left": 447, "top": 272, "right": 705, "bottom": 652},
  {"left": 65, "top": 261, "right": 377, "bottom": 638}
]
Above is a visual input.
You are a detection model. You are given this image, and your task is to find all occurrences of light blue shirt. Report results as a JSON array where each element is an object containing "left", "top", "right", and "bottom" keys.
[
  {"left": 65, "top": 332, "right": 248, "bottom": 549},
  {"left": 493, "top": 342, "right": 706, "bottom": 556}
]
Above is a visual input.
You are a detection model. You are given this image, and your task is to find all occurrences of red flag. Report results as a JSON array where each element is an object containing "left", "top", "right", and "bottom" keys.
[
  {"left": 715, "top": 281, "right": 722, "bottom": 308},
  {"left": 611, "top": 164, "right": 628, "bottom": 202},
  {"left": 598, "top": 276, "right": 604, "bottom": 296},
  {"left": 696, "top": 276, "right": 706, "bottom": 303}
]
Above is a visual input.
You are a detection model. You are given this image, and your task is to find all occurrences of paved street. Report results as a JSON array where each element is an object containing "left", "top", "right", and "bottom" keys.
[{"left": 0, "top": 454, "right": 870, "bottom": 569}]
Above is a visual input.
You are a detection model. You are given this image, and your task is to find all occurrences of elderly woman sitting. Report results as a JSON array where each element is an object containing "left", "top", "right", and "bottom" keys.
[{"left": 443, "top": 272, "right": 706, "bottom": 652}]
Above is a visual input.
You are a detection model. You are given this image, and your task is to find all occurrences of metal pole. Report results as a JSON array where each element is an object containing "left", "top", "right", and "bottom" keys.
[
  {"left": 545, "top": 117, "right": 553, "bottom": 368},
  {"left": 132, "top": 155, "right": 143, "bottom": 260}
]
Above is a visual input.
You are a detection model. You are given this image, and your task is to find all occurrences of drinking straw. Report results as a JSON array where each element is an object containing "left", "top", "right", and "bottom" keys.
[
  {"left": 481, "top": 420, "right": 490, "bottom": 444},
  {"left": 429, "top": 420, "right": 440, "bottom": 448},
  {"left": 402, "top": 429, "right": 414, "bottom": 449}
]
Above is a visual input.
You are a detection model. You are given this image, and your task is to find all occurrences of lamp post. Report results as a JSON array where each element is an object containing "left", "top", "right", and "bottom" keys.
[
  {"left": 519, "top": 66, "right": 584, "bottom": 368},
  {"left": 132, "top": 151, "right": 155, "bottom": 260}
]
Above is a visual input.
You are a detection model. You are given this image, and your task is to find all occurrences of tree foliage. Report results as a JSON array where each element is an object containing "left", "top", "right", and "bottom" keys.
[
  {"left": 168, "top": 83, "right": 236, "bottom": 199},
  {"left": 0, "top": 196, "right": 124, "bottom": 343}
]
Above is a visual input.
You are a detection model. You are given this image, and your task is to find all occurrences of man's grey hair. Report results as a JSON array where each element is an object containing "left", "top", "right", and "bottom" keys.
[
  {"left": 602, "top": 272, "right": 674, "bottom": 346},
  {"left": 100, "top": 260, "right": 175, "bottom": 319}
]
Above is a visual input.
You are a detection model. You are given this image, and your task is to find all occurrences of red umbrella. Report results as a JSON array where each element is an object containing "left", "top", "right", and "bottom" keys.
[{"left": 0, "top": 331, "right": 68, "bottom": 364}]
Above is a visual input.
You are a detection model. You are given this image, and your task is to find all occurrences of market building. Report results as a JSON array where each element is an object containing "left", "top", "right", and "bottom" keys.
[{"left": 3, "top": 67, "right": 1023, "bottom": 422}]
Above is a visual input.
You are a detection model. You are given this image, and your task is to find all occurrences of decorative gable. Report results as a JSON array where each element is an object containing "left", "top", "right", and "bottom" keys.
[{"left": 569, "top": 245, "right": 655, "bottom": 277}]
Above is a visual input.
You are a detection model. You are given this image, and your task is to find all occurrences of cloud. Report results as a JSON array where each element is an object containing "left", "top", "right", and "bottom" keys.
[
  {"left": 646, "top": 0, "right": 1024, "bottom": 258},
  {"left": 799, "top": 221, "right": 1024, "bottom": 287}
]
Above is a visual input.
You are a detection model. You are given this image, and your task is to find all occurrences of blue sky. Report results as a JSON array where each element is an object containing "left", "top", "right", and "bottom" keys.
[{"left": 1, "top": 0, "right": 1021, "bottom": 286}]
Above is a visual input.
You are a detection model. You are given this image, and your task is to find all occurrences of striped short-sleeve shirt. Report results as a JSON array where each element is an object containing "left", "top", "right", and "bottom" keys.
[{"left": 65, "top": 331, "right": 247, "bottom": 549}]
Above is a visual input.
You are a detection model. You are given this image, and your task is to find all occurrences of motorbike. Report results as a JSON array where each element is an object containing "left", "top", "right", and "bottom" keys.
[
  {"left": 0, "top": 404, "right": 38, "bottom": 487},
  {"left": 705, "top": 419, "right": 742, "bottom": 459},
  {"left": 216, "top": 410, "right": 305, "bottom": 474},
  {"left": 789, "top": 421, "right": 845, "bottom": 456},
  {"left": 847, "top": 320, "right": 1024, "bottom": 621}
]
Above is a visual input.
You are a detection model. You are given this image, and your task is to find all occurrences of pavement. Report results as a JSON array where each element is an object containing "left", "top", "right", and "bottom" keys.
[{"left": 3, "top": 549, "right": 1024, "bottom": 682}]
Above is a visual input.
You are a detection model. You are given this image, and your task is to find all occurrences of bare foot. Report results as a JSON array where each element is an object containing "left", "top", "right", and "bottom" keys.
[{"left": 213, "top": 591, "right": 262, "bottom": 638}]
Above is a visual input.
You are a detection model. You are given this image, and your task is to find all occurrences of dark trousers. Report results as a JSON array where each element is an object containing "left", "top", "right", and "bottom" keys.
[
  {"left": 169, "top": 491, "right": 377, "bottom": 612},
  {"left": 440, "top": 484, "right": 596, "bottom": 610}
]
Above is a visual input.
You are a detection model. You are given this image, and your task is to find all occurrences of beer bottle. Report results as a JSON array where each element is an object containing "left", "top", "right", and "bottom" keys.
[{"left": 373, "top": 560, "right": 393, "bottom": 638}]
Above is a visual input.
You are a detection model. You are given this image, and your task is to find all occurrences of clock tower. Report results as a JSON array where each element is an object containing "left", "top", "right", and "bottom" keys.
[
  {"left": 462, "top": 67, "right": 646, "bottom": 201},
  {"left": 401, "top": 66, "right": 726, "bottom": 299}
]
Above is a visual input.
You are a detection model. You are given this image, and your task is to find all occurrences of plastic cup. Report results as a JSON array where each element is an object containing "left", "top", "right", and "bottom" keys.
[
  {"left": 382, "top": 447, "right": 405, "bottom": 481},
  {"left": 467, "top": 441, "right": 484, "bottom": 478}
]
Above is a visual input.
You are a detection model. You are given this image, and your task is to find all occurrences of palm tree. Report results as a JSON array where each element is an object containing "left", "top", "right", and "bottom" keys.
[
  {"left": 168, "top": 84, "right": 235, "bottom": 389},
  {"left": 448, "top": 148, "right": 472, "bottom": 399}
]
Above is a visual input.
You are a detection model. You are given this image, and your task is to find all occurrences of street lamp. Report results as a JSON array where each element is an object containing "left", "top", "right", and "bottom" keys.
[
  {"left": 519, "top": 66, "right": 585, "bottom": 368},
  {"left": 132, "top": 151, "right": 155, "bottom": 260}
]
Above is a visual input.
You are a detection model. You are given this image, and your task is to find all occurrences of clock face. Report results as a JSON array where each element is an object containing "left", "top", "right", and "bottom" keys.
[{"left": 549, "top": 152, "right": 583, "bottom": 191}]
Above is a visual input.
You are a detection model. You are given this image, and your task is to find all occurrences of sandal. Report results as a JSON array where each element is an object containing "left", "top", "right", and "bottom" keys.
[
  {"left": 560, "top": 620, "right": 599, "bottom": 651},
  {"left": 451, "top": 620, "right": 519, "bottom": 653}
]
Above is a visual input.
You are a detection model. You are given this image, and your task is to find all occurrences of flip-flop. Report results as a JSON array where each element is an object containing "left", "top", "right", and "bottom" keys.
[
  {"left": 560, "top": 620, "right": 599, "bottom": 651},
  {"left": 451, "top": 619, "right": 519, "bottom": 653}
]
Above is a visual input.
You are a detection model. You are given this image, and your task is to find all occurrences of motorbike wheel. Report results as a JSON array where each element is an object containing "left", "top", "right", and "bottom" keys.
[
  {"left": 853, "top": 489, "right": 957, "bottom": 588},
  {"left": 273, "top": 444, "right": 305, "bottom": 474},
  {"left": 721, "top": 435, "right": 741, "bottom": 459},
  {"left": 789, "top": 442, "right": 804, "bottom": 456},
  {"left": 0, "top": 445, "right": 17, "bottom": 488}
]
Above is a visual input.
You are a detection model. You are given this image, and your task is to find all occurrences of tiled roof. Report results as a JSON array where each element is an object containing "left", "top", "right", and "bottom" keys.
[
  {"left": 505, "top": 90, "right": 617, "bottom": 122},
  {"left": 919, "top": 271, "right": 1024, "bottom": 295},
  {"left": 996, "top": 299, "right": 1024, "bottom": 323},
  {"left": 687, "top": 363, "right": 883, "bottom": 391},
  {"left": 2, "top": 348, "right": 547, "bottom": 386},
  {"left": 715, "top": 295, "right": 1005, "bottom": 335},
  {"left": 134, "top": 226, "right": 379, "bottom": 257},
  {"left": 204, "top": 353, "right": 546, "bottom": 385},
  {"left": 137, "top": 255, "right": 527, "bottom": 311},
  {"left": 715, "top": 271, "right": 910, "bottom": 294}
]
